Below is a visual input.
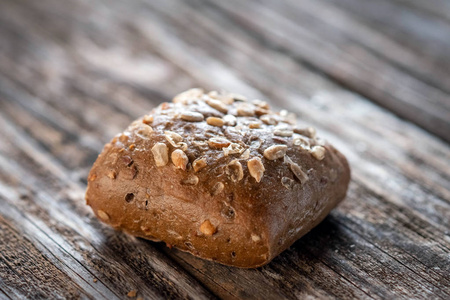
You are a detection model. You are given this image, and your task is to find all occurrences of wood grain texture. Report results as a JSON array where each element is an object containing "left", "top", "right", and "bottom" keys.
[
  {"left": 219, "top": 0, "right": 450, "bottom": 143},
  {"left": 0, "top": 0, "right": 449, "bottom": 299}
]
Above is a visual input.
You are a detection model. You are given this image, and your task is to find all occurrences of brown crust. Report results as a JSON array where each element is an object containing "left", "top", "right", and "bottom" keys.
[{"left": 85, "top": 88, "right": 350, "bottom": 268}]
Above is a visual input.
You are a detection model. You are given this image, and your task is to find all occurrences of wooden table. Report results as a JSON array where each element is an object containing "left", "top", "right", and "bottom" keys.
[{"left": 1, "top": 0, "right": 449, "bottom": 299}]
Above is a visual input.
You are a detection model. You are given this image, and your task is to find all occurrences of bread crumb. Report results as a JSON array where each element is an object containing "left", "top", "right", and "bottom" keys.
[
  {"left": 93, "top": 278, "right": 98, "bottom": 283},
  {"left": 107, "top": 170, "right": 116, "bottom": 179},
  {"left": 127, "top": 290, "right": 137, "bottom": 298},
  {"left": 251, "top": 234, "right": 261, "bottom": 242},
  {"left": 88, "top": 173, "right": 97, "bottom": 182},
  {"left": 97, "top": 210, "right": 109, "bottom": 221},
  {"left": 200, "top": 220, "right": 217, "bottom": 236},
  {"left": 142, "top": 115, "right": 154, "bottom": 124}
]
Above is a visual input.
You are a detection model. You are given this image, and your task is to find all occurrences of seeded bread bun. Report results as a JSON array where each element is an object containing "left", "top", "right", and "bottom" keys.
[{"left": 85, "top": 88, "right": 350, "bottom": 268}]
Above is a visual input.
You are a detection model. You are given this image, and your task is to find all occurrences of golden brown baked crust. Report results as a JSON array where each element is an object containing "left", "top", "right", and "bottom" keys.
[{"left": 85, "top": 89, "right": 350, "bottom": 268}]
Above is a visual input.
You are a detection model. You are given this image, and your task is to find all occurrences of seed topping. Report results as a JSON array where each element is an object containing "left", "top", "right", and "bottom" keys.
[
  {"left": 248, "top": 157, "right": 265, "bottom": 182},
  {"left": 208, "top": 137, "right": 231, "bottom": 149},
  {"left": 284, "top": 156, "right": 309, "bottom": 184},
  {"left": 206, "top": 117, "right": 225, "bottom": 127},
  {"left": 171, "top": 149, "right": 189, "bottom": 170},
  {"left": 205, "top": 98, "right": 228, "bottom": 113},
  {"left": 226, "top": 159, "right": 244, "bottom": 182},
  {"left": 193, "top": 157, "right": 207, "bottom": 172},
  {"left": 151, "top": 143, "right": 169, "bottom": 167},
  {"left": 180, "top": 111, "right": 204, "bottom": 122},
  {"left": 264, "top": 144, "right": 288, "bottom": 160},
  {"left": 311, "top": 145, "right": 326, "bottom": 160}
]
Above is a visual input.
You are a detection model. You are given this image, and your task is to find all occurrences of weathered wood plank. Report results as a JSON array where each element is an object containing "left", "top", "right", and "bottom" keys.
[
  {"left": 322, "top": 0, "right": 450, "bottom": 68},
  {"left": 0, "top": 206, "right": 100, "bottom": 300},
  {"left": 204, "top": 0, "right": 450, "bottom": 142},
  {"left": 0, "top": 288, "right": 12, "bottom": 300},
  {"left": 391, "top": 0, "right": 450, "bottom": 23},
  {"left": 1, "top": 26, "right": 449, "bottom": 299}
]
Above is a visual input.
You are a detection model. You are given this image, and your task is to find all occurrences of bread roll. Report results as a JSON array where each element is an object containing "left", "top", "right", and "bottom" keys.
[{"left": 85, "top": 88, "right": 350, "bottom": 268}]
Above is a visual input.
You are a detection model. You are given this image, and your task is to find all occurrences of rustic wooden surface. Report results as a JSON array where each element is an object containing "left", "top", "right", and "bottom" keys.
[{"left": 0, "top": 0, "right": 449, "bottom": 299}]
